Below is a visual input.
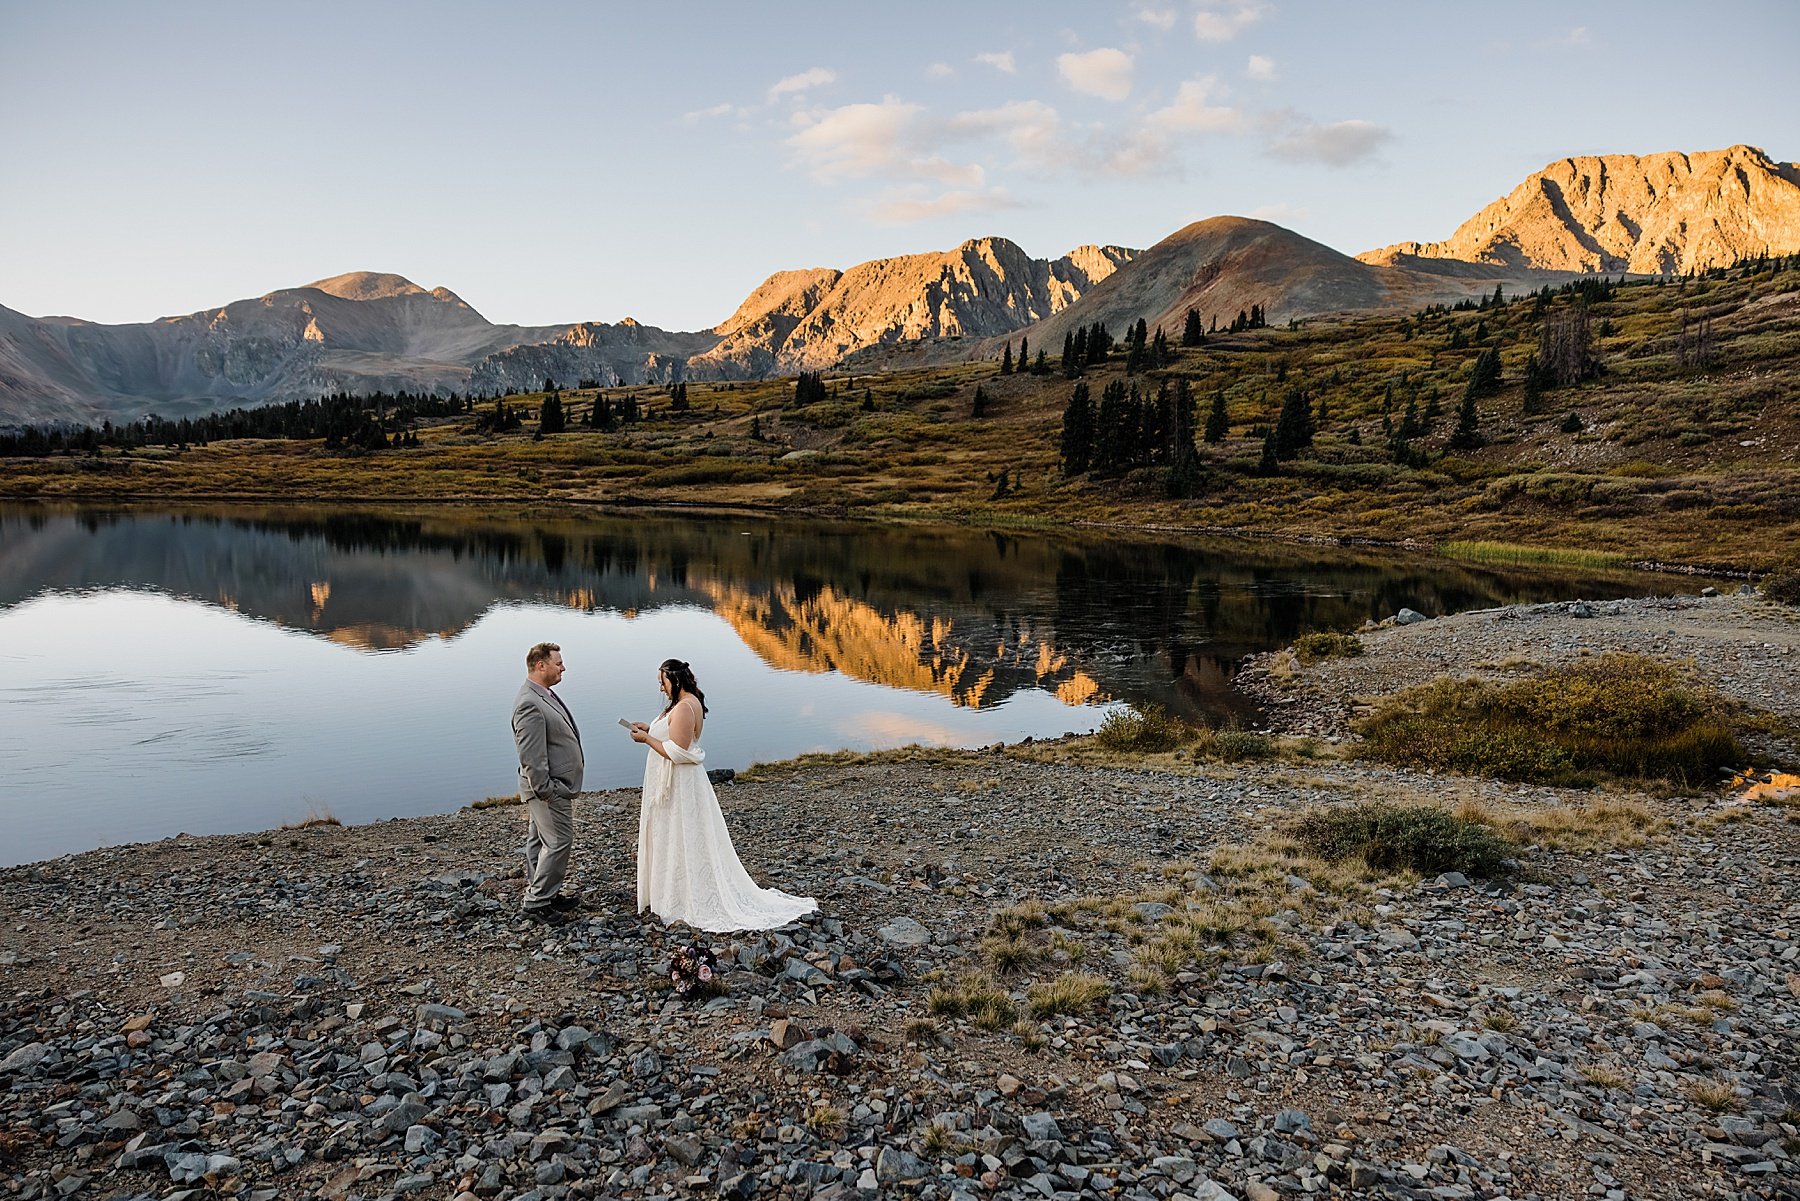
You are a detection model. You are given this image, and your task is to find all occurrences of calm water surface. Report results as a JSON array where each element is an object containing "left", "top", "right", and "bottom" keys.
[{"left": 0, "top": 504, "right": 1695, "bottom": 865}]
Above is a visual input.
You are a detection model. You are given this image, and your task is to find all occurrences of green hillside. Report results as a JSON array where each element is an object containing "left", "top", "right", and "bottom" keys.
[{"left": 4, "top": 257, "right": 1796, "bottom": 572}]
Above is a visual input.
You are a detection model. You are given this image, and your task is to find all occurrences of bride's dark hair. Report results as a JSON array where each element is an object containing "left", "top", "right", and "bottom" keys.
[{"left": 659, "top": 658, "right": 708, "bottom": 715}]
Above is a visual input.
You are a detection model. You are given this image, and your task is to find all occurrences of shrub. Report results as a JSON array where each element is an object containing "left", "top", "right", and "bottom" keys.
[
  {"left": 1358, "top": 655, "right": 1744, "bottom": 787},
  {"left": 1094, "top": 704, "right": 1187, "bottom": 752},
  {"left": 1761, "top": 560, "right": 1800, "bottom": 606},
  {"left": 1291, "top": 803, "right": 1516, "bottom": 878},
  {"left": 1212, "top": 730, "right": 1275, "bottom": 761},
  {"left": 1026, "top": 972, "right": 1111, "bottom": 1018},
  {"left": 1292, "top": 631, "right": 1364, "bottom": 665}
]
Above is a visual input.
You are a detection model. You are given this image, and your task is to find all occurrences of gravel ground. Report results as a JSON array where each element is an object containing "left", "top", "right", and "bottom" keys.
[
  {"left": 4, "top": 595, "right": 1798, "bottom": 1201},
  {"left": 1236, "top": 591, "right": 1800, "bottom": 755}
]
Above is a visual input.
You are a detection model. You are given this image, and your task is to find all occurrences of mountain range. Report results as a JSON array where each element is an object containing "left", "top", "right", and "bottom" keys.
[{"left": 3, "top": 144, "right": 1796, "bottom": 428}]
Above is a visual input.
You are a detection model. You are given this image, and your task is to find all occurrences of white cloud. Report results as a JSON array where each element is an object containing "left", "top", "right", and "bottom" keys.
[
  {"left": 786, "top": 98, "right": 985, "bottom": 188},
  {"left": 1133, "top": 5, "right": 1178, "bottom": 30},
  {"left": 1246, "top": 54, "right": 1276, "bottom": 81},
  {"left": 974, "top": 51, "right": 1016, "bottom": 74},
  {"left": 682, "top": 102, "right": 736, "bottom": 123},
  {"left": 926, "top": 62, "right": 953, "bottom": 78},
  {"left": 1147, "top": 76, "right": 1242, "bottom": 134},
  {"left": 1192, "top": 1, "right": 1266, "bottom": 42},
  {"left": 786, "top": 98, "right": 924, "bottom": 180},
  {"left": 767, "top": 67, "right": 837, "bottom": 102},
  {"left": 1057, "top": 47, "right": 1134, "bottom": 101},
  {"left": 948, "top": 100, "right": 1064, "bottom": 170},
  {"left": 869, "top": 187, "right": 1024, "bottom": 225},
  {"left": 1265, "top": 117, "right": 1393, "bottom": 167}
]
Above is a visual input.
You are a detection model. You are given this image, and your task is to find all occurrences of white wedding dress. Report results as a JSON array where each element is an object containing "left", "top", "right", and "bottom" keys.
[{"left": 637, "top": 712, "right": 817, "bottom": 932}]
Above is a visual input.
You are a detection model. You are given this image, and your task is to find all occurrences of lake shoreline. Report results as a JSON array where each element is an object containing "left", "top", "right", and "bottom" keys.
[
  {"left": 4, "top": 591, "right": 1796, "bottom": 1200},
  {"left": 0, "top": 491, "right": 1759, "bottom": 580}
]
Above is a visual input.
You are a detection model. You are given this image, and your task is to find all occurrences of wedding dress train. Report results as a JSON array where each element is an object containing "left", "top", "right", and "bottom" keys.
[{"left": 637, "top": 713, "right": 817, "bottom": 932}]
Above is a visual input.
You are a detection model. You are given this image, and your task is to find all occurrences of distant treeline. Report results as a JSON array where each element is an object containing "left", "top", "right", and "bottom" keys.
[
  {"left": 0, "top": 391, "right": 473, "bottom": 457},
  {"left": 0, "top": 375, "right": 653, "bottom": 457}
]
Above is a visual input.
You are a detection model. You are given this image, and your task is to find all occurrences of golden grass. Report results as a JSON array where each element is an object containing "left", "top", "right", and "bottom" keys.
[
  {"left": 280, "top": 804, "right": 342, "bottom": 829},
  {"left": 1025, "top": 972, "right": 1111, "bottom": 1018},
  {"left": 805, "top": 1102, "right": 847, "bottom": 1137},
  {"left": 1689, "top": 1079, "right": 1738, "bottom": 1112},
  {"left": 1580, "top": 1062, "right": 1631, "bottom": 1089},
  {"left": 1452, "top": 795, "right": 1664, "bottom": 852},
  {"left": 1439, "top": 540, "right": 1630, "bottom": 569},
  {"left": 927, "top": 972, "right": 1018, "bottom": 1030}
]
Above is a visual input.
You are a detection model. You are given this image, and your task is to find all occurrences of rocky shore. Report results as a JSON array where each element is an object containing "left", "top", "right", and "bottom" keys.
[{"left": 4, "top": 596, "right": 1798, "bottom": 1201}]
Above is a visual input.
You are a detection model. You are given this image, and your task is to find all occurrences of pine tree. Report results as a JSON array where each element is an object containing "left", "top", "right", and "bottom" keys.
[
  {"left": 1273, "top": 387, "right": 1314, "bottom": 460},
  {"left": 1398, "top": 396, "right": 1421, "bottom": 441},
  {"left": 1059, "top": 382, "right": 1094, "bottom": 475},
  {"left": 539, "top": 391, "right": 565, "bottom": 435},
  {"left": 1018, "top": 334, "right": 1029, "bottom": 365},
  {"left": 1094, "top": 380, "right": 1130, "bottom": 474},
  {"left": 1182, "top": 308, "right": 1204, "bottom": 347},
  {"left": 1000, "top": 342, "right": 1014, "bottom": 375},
  {"left": 1521, "top": 356, "right": 1544, "bottom": 415},
  {"left": 1203, "top": 387, "right": 1229, "bottom": 444},
  {"left": 1257, "top": 428, "right": 1279, "bottom": 476},
  {"left": 1061, "top": 331, "right": 1078, "bottom": 377},
  {"left": 1033, "top": 349, "right": 1048, "bottom": 374},
  {"left": 971, "top": 385, "right": 988, "bottom": 418},
  {"left": 1466, "top": 347, "right": 1502, "bottom": 399},
  {"left": 1164, "top": 378, "right": 1202, "bottom": 498},
  {"left": 1448, "top": 388, "right": 1483, "bottom": 450},
  {"left": 792, "top": 371, "right": 827, "bottom": 407}
]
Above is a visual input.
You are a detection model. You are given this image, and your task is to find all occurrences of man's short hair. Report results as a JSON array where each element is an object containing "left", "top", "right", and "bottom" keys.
[{"left": 526, "top": 642, "right": 561, "bottom": 670}]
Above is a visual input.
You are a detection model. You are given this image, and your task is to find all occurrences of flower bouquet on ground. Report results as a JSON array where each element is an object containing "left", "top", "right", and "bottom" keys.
[{"left": 669, "top": 942, "right": 721, "bottom": 1000}]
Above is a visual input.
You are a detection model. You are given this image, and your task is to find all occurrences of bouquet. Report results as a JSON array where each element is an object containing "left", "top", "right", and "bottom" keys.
[{"left": 669, "top": 943, "right": 719, "bottom": 999}]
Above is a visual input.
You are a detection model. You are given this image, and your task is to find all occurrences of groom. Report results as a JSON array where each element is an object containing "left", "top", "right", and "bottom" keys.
[{"left": 513, "top": 642, "right": 584, "bottom": 925}]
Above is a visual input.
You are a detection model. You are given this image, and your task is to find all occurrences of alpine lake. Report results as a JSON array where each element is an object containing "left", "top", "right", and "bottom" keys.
[{"left": 0, "top": 503, "right": 1699, "bottom": 866}]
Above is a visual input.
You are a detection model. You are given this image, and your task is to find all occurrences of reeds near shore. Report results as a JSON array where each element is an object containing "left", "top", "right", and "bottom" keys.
[{"left": 1439, "top": 540, "right": 1629, "bottom": 569}]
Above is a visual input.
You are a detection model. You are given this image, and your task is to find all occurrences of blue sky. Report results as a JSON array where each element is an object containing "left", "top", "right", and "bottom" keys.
[{"left": 3, "top": 1, "right": 1795, "bottom": 330}]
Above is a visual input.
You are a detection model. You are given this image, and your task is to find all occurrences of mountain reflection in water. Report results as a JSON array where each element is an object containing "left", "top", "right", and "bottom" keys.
[
  {"left": 2, "top": 504, "right": 1691, "bottom": 724},
  {"left": 0, "top": 504, "right": 1701, "bottom": 865}
]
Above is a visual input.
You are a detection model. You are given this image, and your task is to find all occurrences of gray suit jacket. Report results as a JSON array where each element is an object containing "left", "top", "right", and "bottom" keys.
[{"left": 513, "top": 681, "right": 585, "bottom": 805}]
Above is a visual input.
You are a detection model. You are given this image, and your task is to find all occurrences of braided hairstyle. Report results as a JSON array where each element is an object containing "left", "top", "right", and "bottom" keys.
[{"left": 659, "top": 658, "right": 708, "bottom": 716}]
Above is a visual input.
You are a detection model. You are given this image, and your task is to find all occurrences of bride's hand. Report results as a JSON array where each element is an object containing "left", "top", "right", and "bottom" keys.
[
  {"left": 629, "top": 721, "right": 649, "bottom": 733},
  {"left": 629, "top": 727, "right": 649, "bottom": 743}
]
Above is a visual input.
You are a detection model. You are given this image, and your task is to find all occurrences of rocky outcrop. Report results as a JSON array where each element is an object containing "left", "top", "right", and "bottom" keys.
[
  {"left": 689, "top": 239, "right": 1134, "bottom": 377},
  {"left": 1360, "top": 145, "right": 1800, "bottom": 274},
  {"left": 467, "top": 320, "right": 719, "bottom": 392}
]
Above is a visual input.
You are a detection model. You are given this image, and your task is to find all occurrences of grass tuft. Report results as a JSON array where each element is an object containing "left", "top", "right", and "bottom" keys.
[
  {"left": 1094, "top": 704, "right": 1188, "bottom": 753},
  {"left": 928, "top": 973, "right": 1017, "bottom": 1030},
  {"left": 1025, "top": 971, "right": 1111, "bottom": 1019},
  {"left": 1690, "top": 1079, "right": 1738, "bottom": 1112},
  {"left": 1291, "top": 631, "right": 1365, "bottom": 665},
  {"left": 1357, "top": 654, "right": 1744, "bottom": 787},
  {"left": 805, "top": 1102, "right": 847, "bottom": 1138}
]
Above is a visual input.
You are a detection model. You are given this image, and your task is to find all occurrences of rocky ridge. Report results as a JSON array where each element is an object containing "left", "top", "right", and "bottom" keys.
[
  {"left": 1359, "top": 145, "right": 1800, "bottom": 276},
  {"left": 3, "top": 592, "right": 1797, "bottom": 1201}
]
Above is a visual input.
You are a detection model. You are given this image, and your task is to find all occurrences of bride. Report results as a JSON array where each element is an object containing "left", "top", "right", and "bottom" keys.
[{"left": 628, "top": 658, "right": 817, "bottom": 932}]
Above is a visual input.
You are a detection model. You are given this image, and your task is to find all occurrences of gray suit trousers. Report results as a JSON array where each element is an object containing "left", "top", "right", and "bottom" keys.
[{"left": 522, "top": 794, "right": 575, "bottom": 909}]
